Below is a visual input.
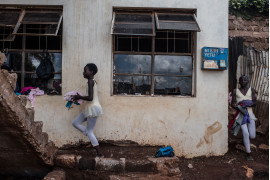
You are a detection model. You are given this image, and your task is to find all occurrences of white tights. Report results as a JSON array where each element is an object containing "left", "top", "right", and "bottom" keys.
[
  {"left": 72, "top": 113, "right": 99, "bottom": 147},
  {"left": 241, "top": 119, "right": 256, "bottom": 153}
]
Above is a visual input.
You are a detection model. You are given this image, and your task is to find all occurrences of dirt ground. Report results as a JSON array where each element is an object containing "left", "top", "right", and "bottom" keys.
[
  {"left": 57, "top": 132, "right": 269, "bottom": 180},
  {"left": 178, "top": 133, "right": 269, "bottom": 180},
  {"left": 2, "top": 132, "right": 268, "bottom": 180}
]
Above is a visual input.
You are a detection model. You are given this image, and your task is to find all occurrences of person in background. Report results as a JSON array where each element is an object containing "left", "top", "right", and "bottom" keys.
[{"left": 231, "top": 75, "right": 257, "bottom": 161}]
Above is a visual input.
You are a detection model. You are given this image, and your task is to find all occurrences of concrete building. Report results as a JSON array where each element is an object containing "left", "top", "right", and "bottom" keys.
[{"left": 0, "top": 0, "right": 228, "bottom": 158}]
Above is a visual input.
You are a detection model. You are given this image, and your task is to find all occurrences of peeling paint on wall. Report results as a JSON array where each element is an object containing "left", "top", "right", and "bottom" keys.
[
  {"left": 204, "top": 121, "right": 222, "bottom": 144},
  {"left": 185, "top": 109, "right": 191, "bottom": 122}
]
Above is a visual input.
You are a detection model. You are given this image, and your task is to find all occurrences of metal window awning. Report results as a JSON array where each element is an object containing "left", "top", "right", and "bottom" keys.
[
  {"left": 14, "top": 10, "right": 63, "bottom": 36},
  {"left": 155, "top": 12, "right": 200, "bottom": 32},
  {"left": 0, "top": 9, "right": 25, "bottom": 41},
  {"left": 0, "top": 9, "right": 62, "bottom": 41},
  {"left": 111, "top": 12, "right": 155, "bottom": 36}
]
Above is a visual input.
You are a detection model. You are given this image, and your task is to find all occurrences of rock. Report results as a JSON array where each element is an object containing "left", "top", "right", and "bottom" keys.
[
  {"left": 7, "top": 73, "right": 17, "bottom": 90},
  {"left": 0, "top": 52, "right": 6, "bottom": 66},
  {"left": 55, "top": 154, "right": 76, "bottom": 168},
  {"left": 227, "top": 158, "right": 236, "bottom": 164},
  {"left": 250, "top": 144, "right": 257, "bottom": 150},
  {"left": 1, "top": 69, "right": 17, "bottom": 90},
  {"left": 258, "top": 144, "right": 269, "bottom": 150},
  {"left": 43, "top": 170, "right": 66, "bottom": 180},
  {"left": 18, "top": 95, "right": 28, "bottom": 106},
  {"left": 188, "top": 163, "right": 193, "bottom": 168},
  {"left": 235, "top": 144, "right": 246, "bottom": 152},
  {"left": 242, "top": 165, "right": 254, "bottom": 178},
  {"left": 148, "top": 157, "right": 181, "bottom": 176}
]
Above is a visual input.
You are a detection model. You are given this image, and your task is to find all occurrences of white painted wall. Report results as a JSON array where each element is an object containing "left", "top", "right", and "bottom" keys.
[{"left": 1, "top": 0, "right": 228, "bottom": 157}]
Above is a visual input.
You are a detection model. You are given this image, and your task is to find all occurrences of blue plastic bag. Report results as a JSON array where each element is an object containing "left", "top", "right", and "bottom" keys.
[{"left": 155, "top": 146, "right": 175, "bottom": 158}]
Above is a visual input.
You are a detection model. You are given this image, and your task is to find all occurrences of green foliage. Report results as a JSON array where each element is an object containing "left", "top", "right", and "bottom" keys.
[{"left": 229, "top": 0, "right": 269, "bottom": 19}]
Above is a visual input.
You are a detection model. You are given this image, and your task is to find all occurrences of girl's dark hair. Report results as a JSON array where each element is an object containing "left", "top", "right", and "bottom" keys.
[
  {"left": 85, "top": 63, "right": 98, "bottom": 75},
  {"left": 239, "top": 75, "right": 249, "bottom": 82}
]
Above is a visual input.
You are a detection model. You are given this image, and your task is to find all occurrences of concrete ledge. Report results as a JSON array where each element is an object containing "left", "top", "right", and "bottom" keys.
[
  {"left": 55, "top": 154, "right": 76, "bottom": 168},
  {"left": 125, "top": 159, "right": 156, "bottom": 172},
  {"left": 78, "top": 157, "right": 95, "bottom": 170},
  {"left": 95, "top": 157, "right": 125, "bottom": 172}
]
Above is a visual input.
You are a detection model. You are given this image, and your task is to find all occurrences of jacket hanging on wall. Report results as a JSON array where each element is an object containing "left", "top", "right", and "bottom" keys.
[{"left": 36, "top": 53, "right": 54, "bottom": 79}]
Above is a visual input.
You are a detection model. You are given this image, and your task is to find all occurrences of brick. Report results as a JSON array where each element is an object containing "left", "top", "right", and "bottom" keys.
[
  {"left": 243, "top": 20, "right": 252, "bottom": 26},
  {"left": 262, "top": 27, "right": 269, "bottom": 32},
  {"left": 254, "top": 26, "right": 261, "bottom": 32},
  {"left": 229, "top": 21, "right": 235, "bottom": 30},
  {"left": 251, "top": 20, "right": 259, "bottom": 26},
  {"left": 229, "top": 15, "right": 236, "bottom": 20}
]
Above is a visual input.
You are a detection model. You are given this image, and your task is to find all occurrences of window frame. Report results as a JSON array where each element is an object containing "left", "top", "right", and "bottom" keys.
[
  {"left": 111, "top": 18, "right": 197, "bottom": 97},
  {"left": 111, "top": 8, "right": 198, "bottom": 97},
  {"left": 0, "top": 6, "right": 63, "bottom": 93}
]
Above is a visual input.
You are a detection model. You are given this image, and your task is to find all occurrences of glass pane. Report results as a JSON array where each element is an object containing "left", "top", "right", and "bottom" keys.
[
  {"left": 155, "top": 39, "right": 167, "bottom": 52},
  {"left": 23, "top": 12, "right": 61, "bottom": 23},
  {"left": 24, "top": 73, "right": 62, "bottom": 93},
  {"left": 156, "top": 31, "right": 167, "bottom": 38},
  {"left": 154, "top": 55, "right": 192, "bottom": 75},
  {"left": 154, "top": 76, "right": 192, "bottom": 96},
  {"left": 114, "top": 54, "right": 151, "bottom": 74},
  {"left": 113, "top": 75, "right": 151, "bottom": 95},
  {"left": 156, "top": 13, "right": 200, "bottom": 31},
  {"left": 0, "top": 10, "right": 20, "bottom": 26},
  {"left": 175, "top": 32, "right": 189, "bottom": 39},
  {"left": 26, "top": 36, "right": 40, "bottom": 49},
  {"left": 113, "top": 23, "right": 153, "bottom": 35},
  {"left": 0, "top": 27, "right": 13, "bottom": 40},
  {"left": 138, "top": 37, "right": 152, "bottom": 52},
  {"left": 20, "top": 24, "right": 58, "bottom": 35},
  {"left": 116, "top": 36, "right": 131, "bottom": 51},
  {"left": 115, "top": 13, "right": 152, "bottom": 23},
  {"left": 175, "top": 39, "right": 190, "bottom": 53},
  {"left": 25, "top": 53, "right": 62, "bottom": 73},
  {"left": 158, "top": 14, "right": 194, "bottom": 22},
  {"left": 158, "top": 22, "right": 199, "bottom": 31},
  {"left": 168, "top": 39, "right": 174, "bottom": 52},
  {"left": 1, "top": 53, "right": 22, "bottom": 71},
  {"left": 115, "top": 35, "right": 152, "bottom": 52},
  {"left": 47, "top": 36, "right": 61, "bottom": 50},
  {"left": 24, "top": 73, "right": 39, "bottom": 87},
  {"left": 10, "top": 36, "right": 22, "bottom": 49}
]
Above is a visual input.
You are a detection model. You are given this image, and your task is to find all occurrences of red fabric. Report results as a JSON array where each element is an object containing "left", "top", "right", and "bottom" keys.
[
  {"left": 21, "top": 87, "right": 36, "bottom": 94},
  {"left": 228, "top": 111, "right": 239, "bottom": 130}
]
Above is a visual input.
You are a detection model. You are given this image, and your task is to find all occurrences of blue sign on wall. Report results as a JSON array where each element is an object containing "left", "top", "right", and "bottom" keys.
[{"left": 202, "top": 47, "right": 228, "bottom": 70}]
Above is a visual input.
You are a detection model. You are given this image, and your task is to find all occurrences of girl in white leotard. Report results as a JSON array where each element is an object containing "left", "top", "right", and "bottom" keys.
[{"left": 71, "top": 63, "right": 104, "bottom": 157}]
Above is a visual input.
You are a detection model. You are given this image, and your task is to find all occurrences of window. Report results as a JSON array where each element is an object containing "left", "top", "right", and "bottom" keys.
[
  {"left": 111, "top": 9, "right": 200, "bottom": 96},
  {"left": 0, "top": 6, "right": 62, "bottom": 94}
]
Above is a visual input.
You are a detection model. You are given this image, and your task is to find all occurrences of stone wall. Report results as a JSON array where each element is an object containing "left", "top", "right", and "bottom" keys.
[{"left": 229, "top": 15, "right": 269, "bottom": 50}]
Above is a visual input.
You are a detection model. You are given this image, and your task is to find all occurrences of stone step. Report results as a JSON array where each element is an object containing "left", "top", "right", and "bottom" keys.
[
  {"left": 55, "top": 154, "right": 181, "bottom": 177},
  {"left": 109, "top": 173, "right": 181, "bottom": 180},
  {"left": 63, "top": 171, "right": 181, "bottom": 180},
  {"left": 43, "top": 169, "right": 66, "bottom": 180}
]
